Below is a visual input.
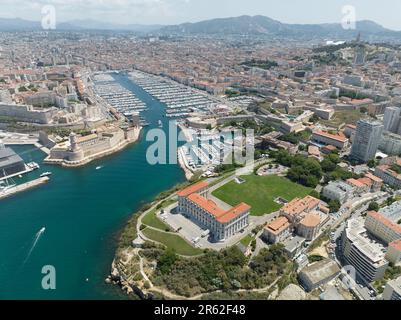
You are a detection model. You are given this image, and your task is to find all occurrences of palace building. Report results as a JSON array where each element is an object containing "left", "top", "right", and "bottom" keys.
[{"left": 177, "top": 181, "right": 251, "bottom": 242}]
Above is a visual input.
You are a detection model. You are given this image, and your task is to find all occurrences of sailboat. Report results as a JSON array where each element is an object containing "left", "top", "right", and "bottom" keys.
[{"left": 0, "top": 170, "right": 17, "bottom": 193}]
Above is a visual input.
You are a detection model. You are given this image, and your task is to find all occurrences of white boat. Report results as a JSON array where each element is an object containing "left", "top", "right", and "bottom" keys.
[
  {"left": 27, "top": 162, "right": 40, "bottom": 170},
  {"left": 96, "top": 166, "right": 103, "bottom": 170},
  {"left": 158, "top": 120, "right": 163, "bottom": 128},
  {"left": 40, "top": 172, "right": 52, "bottom": 178}
]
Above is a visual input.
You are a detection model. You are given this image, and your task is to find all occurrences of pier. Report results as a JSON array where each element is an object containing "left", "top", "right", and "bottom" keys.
[{"left": 0, "top": 177, "right": 50, "bottom": 200}]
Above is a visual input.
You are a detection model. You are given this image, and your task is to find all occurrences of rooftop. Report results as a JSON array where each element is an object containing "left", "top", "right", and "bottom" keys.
[
  {"left": 281, "top": 196, "right": 320, "bottom": 217},
  {"left": 0, "top": 147, "right": 24, "bottom": 169},
  {"left": 299, "top": 213, "right": 321, "bottom": 228},
  {"left": 379, "top": 201, "right": 401, "bottom": 224},
  {"left": 187, "top": 192, "right": 250, "bottom": 224},
  {"left": 346, "top": 218, "right": 388, "bottom": 265},
  {"left": 177, "top": 180, "right": 209, "bottom": 197},
  {"left": 313, "top": 130, "right": 348, "bottom": 143},
  {"left": 300, "top": 259, "right": 340, "bottom": 285},
  {"left": 368, "top": 211, "right": 401, "bottom": 234},
  {"left": 265, "top": 216, "right": 291, "bottom": 235}
]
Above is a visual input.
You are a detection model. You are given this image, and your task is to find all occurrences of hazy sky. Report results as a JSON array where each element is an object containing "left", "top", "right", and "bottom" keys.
[{"left": 1, "top": 0, "right": 401, "bottom": 30}]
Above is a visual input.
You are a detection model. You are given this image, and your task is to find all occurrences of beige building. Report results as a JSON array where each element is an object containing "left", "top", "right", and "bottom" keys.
[
  {"left": 264, "top": 196, "right": 328, "bottom": 244},
  {"left": 365, "top": 211, "right": 401, "bottom": 244},
  {"left": 46, "top": 124, "right": 140, "bottom": 166},
  {"left": 177, "top": 181, "right": 251, "bottom": 241},
  {"left": 386, "top": 239, "right": 401, "bottom": 266},
  {"left": 383, "top": 277, "right": 401, "bottom": 300},
  {"left": 263, "top": 216, "right": 291, "bottom": 244},
  {"left": 297, "top": 213, "right": 321, "bottom": 241}
]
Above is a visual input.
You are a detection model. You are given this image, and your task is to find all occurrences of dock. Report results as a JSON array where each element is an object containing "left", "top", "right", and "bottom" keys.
[{"left": 0, "top": 177, "right": 50, "bottom": 200}]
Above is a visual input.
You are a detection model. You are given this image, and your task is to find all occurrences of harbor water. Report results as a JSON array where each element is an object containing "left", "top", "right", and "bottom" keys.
[{"left": 0, "top": 74, "right": 185, "bottom": 299}]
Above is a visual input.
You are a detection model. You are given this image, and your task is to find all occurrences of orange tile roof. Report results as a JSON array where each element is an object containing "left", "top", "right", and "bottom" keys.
[
  {"left": 365, "top": 173, "right": 383, "bottom": 183},
  {"left": 218, "top": 203, "right": 251, "bottom": 223},
  {"left": 313, "top": 130, "right": 348, "bottom": 143},
  {"left": 300, "top": 213, "right": 321, "bottom": 228},
  {"left": 266, "top": 216, "right": 290, "bottom": 235},
  {"left": 187, "top": 193, "right": 225, "bottom": 217},
  {"left": 389, "top": 239, "right": 401, "bottom": 252},
  {"left": 186, "top": 193, "right": 250, "bottom": 224},
  {"left": 368, "top": 211, "right": 401, "bottom": 234},
  {"left": 358, "top": 177, "right": 373, "bottom": 187},
  {"left": 282, "top": 196, "right": 320, "bottom": 217},
  {"left": 347, "top": 178, "right": 367, "bottom": 188},
  {"left": 177, "top": 180, "right": 209, "bottom": 197}
]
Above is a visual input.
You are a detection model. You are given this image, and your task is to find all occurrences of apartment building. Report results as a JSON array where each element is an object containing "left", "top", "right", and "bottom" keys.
[
  {"left": 383, "top": 277, "right": 401, "bottom": 300},
  {"left": 342, "top": 218, "right": 389, "bottom": 282},
  {"left": 351, "top": 119, "right": 384, "bottom": 163},
  {"left": 365, "top": 211, "right": 401, "bottom": 244}
]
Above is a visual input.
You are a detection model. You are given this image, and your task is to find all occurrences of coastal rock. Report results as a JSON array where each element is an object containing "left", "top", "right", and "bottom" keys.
[{"left": 111, "top": 267, "right": 120, "bottom": 278}]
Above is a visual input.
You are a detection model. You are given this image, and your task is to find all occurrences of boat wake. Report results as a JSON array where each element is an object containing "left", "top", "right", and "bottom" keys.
[{"left": 23, "top": 227, "right": 45, "bottom": 265}]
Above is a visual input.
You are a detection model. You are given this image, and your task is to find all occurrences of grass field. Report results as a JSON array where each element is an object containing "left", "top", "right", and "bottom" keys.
[
  {"left": 212, "top": 175, "right": 313, "bottom": 216},
  {"left": 320, "top": 110, "right": 365, "bottom": 128},
  {"left": 142, "top": 227, "right": 203, "bottom": 256},
  {"left": 240, "top": 235, "right": 254, "bottom": 247},
  {"left": 142, "top": 208, "right": 170, "bottom": 231}
]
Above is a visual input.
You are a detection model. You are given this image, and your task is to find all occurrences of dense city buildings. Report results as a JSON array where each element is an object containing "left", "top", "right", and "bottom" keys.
[{"left": 3, "top": 2, "right": 401, "bottom": 303}]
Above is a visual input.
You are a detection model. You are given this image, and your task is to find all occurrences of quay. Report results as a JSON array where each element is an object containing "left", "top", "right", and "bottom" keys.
[{"left": 0, "top": 176, "right": 50, "bottom": 200}]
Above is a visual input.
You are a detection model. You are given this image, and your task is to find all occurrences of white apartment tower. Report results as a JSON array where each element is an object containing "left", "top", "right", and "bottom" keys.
[
  {"left": 351, "top": 119, "right": 384, "bottom": 163},
  {"left": 383, "top": 107, "right": 401, "bottom": 133}
]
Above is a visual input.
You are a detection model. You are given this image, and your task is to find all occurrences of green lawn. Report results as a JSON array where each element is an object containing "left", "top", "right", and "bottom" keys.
[
  {"left": 240, "top": 235, "right": 254, "bottom": 247},
  {"left": 142, "top": 209, "right": 170, "bottom": 231},
  {"left": 212, "top": 175, "right": 313, "bottom": 216},
  {"left": 320, "top": 110, "right": 365, "bottom": 128},
  {"left": 142, "top": 227, "right": 203, "bottom": 256}
]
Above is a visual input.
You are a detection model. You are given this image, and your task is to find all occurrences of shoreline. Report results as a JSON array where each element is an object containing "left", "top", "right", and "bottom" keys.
[
  {"left": 44, "top": 127, "right": 142, "bottom": 168},
  {"left": 177, "top": 147, "right": 194, "bottom": 181}
]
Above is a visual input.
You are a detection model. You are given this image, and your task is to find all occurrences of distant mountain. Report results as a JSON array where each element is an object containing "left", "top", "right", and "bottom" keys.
[
  {"left": 0, "top": 17, "right": 41, "bottom": 31},
  {"left": 0, "top": 17, "right": 161, "bottom": 32},
  {"left": 0, "top": 15, "right": 400, "bottom": 40},
  {"left": 58, "top": 19, "right": 162, "bottom": 32},
  {"left": 159, "top": 15, "right": 401, "bottom": 39}
]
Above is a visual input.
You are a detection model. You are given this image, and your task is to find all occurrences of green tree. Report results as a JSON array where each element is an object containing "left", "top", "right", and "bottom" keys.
[
  {"left": 328, "top": 199, "right": 341, "bottom": 213},
  {"left": 157, "top": 248, "right": 178, "bottom": 274},
  {"left": 368, "top": 201, "right": 379, "bottom": 211}
]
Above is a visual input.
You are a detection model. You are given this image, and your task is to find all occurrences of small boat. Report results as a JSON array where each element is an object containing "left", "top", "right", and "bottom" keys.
[
  {"left": 158, "top": 120, "right": 163, "bottom": 128},
  {"left": 40, "top": 172, "right": 52, "bottom": 178},
  {"left": 27, "top": 162, "right": 40, "bottom": 170},
  {"left": 96, "top": 166, "right": 103, "bottom": 170}
]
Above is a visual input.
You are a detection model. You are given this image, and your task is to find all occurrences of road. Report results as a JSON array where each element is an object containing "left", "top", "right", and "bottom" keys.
[{"left": 329, "top": 191, "right": 389, "bottom": 301}]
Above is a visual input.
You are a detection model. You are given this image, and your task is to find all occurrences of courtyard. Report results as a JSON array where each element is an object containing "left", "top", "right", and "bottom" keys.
[{"left": 212, "top": 174, "right": 313, "bottom": 216}]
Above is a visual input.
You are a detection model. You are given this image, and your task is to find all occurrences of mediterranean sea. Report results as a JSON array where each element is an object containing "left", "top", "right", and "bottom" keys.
[{"left": 0, "top": 73, "right": 185, "bottom": 299}]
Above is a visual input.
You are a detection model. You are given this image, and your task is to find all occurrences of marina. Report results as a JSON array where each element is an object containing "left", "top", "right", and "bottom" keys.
[
  {"left": 92, "top": 73, "right": 147, "bottom": 115},
  {"left": 0, "top": 73, "right": 185, "bottom": 300},
  {"left": 129, "top": 71, "right": 217, "bottom": 119}
]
